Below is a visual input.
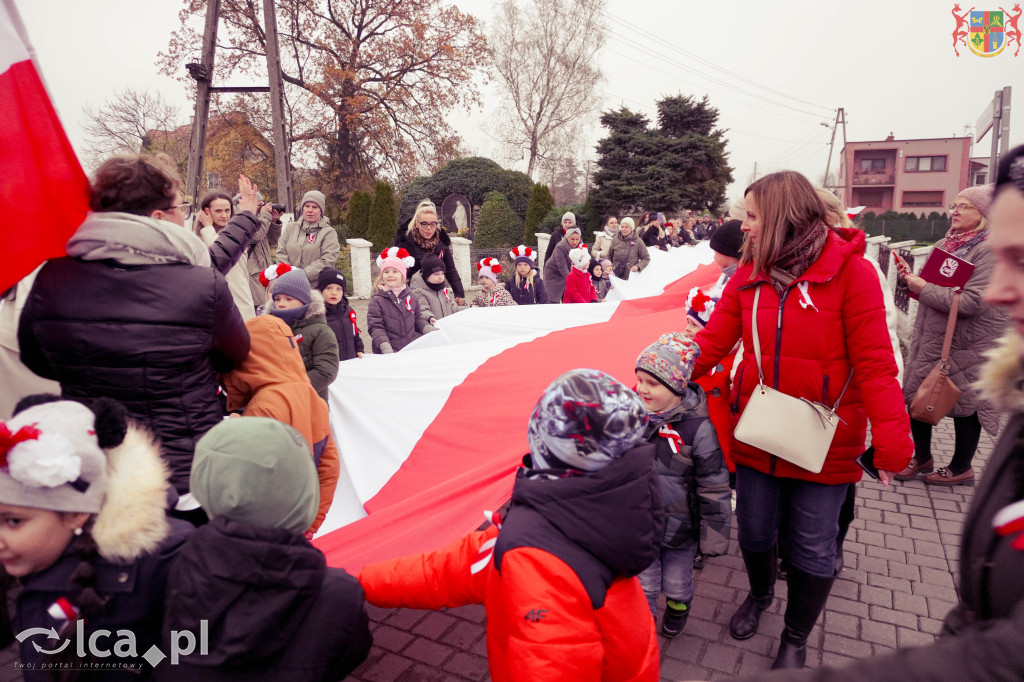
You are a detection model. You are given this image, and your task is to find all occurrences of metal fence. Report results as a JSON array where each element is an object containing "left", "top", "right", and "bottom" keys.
[{"left": 892, "top": 248, "right": 914, "bottom": 314}]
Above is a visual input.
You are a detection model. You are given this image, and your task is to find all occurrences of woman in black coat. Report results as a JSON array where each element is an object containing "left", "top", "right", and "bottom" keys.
[
  {"left": 18, "top": 154, "right": 255, "bottom": 509},
  {"left": 393, "top": 199, "right": 466, "bottom": 304}
]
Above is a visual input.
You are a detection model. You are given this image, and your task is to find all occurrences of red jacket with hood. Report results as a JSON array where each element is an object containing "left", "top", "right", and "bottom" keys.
[{"left": 692, "top": 228, "right": 912, "bottom": 483}]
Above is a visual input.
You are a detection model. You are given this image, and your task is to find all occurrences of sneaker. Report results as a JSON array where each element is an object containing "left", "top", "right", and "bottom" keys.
[
  {"left": 693, "top": 550, "right": 706, "bottom": 570},
  {"left": 661, "top": 600, "right": 690, "bottom": 638}
]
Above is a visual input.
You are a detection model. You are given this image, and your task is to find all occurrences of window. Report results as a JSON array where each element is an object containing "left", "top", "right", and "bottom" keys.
[
  {"left": 975, "top": 172, "right": 987, "bottom": 184},
  {"left": 905, "top": 156, "right": 947, "bottom": 172},
  {"left": 859, "top": 158, "right": 886, "bottom": 172},
  {"left": 902, "top": 191, "right": 944, "bottom": 207},
  {"left": 857, "top": 189, "right": 884, "bottom": 206}
]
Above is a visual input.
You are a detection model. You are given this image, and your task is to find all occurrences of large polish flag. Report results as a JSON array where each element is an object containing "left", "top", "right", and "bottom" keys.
[
  {"left": 315, "top": 246, "right": 722, "bottom": 572},
  {"left": 0, "top": 0, "right": 90, "bottom": 293}
]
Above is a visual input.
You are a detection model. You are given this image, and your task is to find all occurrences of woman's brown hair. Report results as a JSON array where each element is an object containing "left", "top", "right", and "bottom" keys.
[
  {"left": 740, "top": 171, "right": 830, "bottom": 276},
  {"left": 88, "top": 153, "right": 181, "bottom": 217}
]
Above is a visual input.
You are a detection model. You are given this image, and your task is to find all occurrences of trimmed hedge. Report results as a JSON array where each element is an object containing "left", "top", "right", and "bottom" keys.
[
  {"left": 345, "top": 190, "right": 372, "bottom": 240},
  {"left": 474, "top": 191, "right": 524, "bottom": 248},
  {"left": 524, "top": 183, "right": 554, "bottom": 244},
  {"left": 367, "top": 181, "right": 398, "bottom": 251}
]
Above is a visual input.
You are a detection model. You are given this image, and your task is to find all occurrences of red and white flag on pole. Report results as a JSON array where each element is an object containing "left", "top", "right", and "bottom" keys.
[{"left": 0, "top": 0, "right": 89, "bottom": 293}]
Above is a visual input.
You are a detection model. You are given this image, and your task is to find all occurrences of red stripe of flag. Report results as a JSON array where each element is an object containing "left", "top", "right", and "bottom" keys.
[{"left": 315, "top": 263, "right": 721, "bottom": 571}]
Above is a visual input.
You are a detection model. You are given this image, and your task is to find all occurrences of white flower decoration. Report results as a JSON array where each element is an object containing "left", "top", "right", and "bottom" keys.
[{"left": 8, "top": 433, "right": 83, "bottom": 488}]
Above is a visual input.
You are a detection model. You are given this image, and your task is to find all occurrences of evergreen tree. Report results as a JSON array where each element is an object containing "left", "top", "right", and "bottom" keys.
[
  {"left": 345, "top": 190, "right": 372, "bottom": 240},
  {"left": 474, "top": 191, "right": 524, "bottom": 247},
  {"left": 523, "top": 183, "right": 555, "bottom": 244},
  {"left": 367, "top": 181, "right": 399, "bottom": 250},
  {"left": 590, "top": 96, "right": 733, "bottom": 216}
]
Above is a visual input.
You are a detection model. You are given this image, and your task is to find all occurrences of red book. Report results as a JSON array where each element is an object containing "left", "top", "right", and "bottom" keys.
[{"left": 907, "top": 247, "right": 975, "bottom": 300}]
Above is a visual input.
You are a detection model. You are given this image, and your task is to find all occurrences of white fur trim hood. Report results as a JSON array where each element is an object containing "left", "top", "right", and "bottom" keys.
[
  {"left": 91, "top": 423, "right": 173, "bottom": 562},
  {"left": 978, "top": 330, "right": 1024, "bottom": 414}
]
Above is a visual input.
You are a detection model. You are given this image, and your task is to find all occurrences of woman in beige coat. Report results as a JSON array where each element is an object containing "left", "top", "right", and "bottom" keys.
[
  {"left": 277, "top": 190, "right": 340, "bottom": 285},
  {"left": 895, "top": 184, "right": 1008, "bottom": 486}
]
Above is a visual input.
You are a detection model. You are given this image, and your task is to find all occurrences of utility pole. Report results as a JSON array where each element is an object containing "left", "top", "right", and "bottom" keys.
[
  {"left": 184, "top": 0, "right": 292, "bottom": 211},
  {"left": 184, "top": 0, "right": 220, "bottom": 209},
  {"left": 822, "top": 107, "right": 846, "bottom": 191},
  {"left": 263, "top": 0, "right": 293, "bottom": 213}
]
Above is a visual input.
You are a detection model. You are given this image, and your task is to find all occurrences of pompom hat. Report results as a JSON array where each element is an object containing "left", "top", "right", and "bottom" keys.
[
  {"left": 259, "top": 262, "right": 293, "bottom": 288},
  {"left": 686, "top": 286, "right": 717, "bottom": 327},
  {"left": 377, "top": 247, "right": 415, "bottom": 278},
  {"left": 527, "top": 369, "right": 648, "bottom": 472},
  {"left": 477, "top": 257, "right": 502, "bottom": 282},
  {"left": 568, "top": 246, "right": 591, "bottom": 270},
  {"left": 636, "top": 332, "right": 701, "bottom": 396},
  {"left": 509, "top": 245, "right": 536, "bottom": 268},
  {"left": 270, "top": 268, "right": 312, "bottom": 305},
  {"left": 0, "top": 401, "right": 108, "bottom": 513}
]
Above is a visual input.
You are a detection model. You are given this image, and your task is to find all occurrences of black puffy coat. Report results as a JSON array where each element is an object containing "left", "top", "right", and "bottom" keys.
[
  {"left": 324, "top": 298, "right": 365, "bottom": 361},
  {"left": 158, "top": 517, "right": 371, "bottom": 681},
  {"left": 393, "top": 227, "right": 465, "bottom": 298},
  {"left": 504, "top": 272, "right": 549, "bottom": 305},
  {"left": 18, "top": 212, "right": 252, "bottom": 494}
]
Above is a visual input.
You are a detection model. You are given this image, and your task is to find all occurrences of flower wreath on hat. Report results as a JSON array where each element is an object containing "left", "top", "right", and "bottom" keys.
[
  {"left": 477, "top": 258, "right": 502, "bottom": 275},
  {"left": 259, "top": 263, "right": 294, "bottom": 288},
  {"left": 508, "top": 246, "right": 536, "bottom": 262},
  {"left": 686, "top": 286, "right": 717, "bottom": 325},
  {"left": 376, "top": 247, "right": 416, "bottom": 270}
]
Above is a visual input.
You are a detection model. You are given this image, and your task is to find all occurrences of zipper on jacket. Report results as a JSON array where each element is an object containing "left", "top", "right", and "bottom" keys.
[{"left": 773, "top": 288, "right": 790, "bottom": 390}]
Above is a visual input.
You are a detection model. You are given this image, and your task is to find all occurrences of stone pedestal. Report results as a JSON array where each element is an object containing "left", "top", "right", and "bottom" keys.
[
  {"left": 346, "top": 238, "right": 373, "bottom": 299},
  {"left": 536, "top": 233, "right": 551, "bottom": 272},
  {"left": 864, "top": 235, "right": 891, "bottom": 265},
  {"left": 450, "top": 236, "right": 473, "bottom": 294}
]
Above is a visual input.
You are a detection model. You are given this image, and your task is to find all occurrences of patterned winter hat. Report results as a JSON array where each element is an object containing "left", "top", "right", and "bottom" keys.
[
  {"left": 377, "top": 247, "right": 415, "bottom": 278},
  {"left": 477, "top": 258, "right": 502, "bottom": 282},
  {"left": 686, "top": 286, "right": 717, "bottom": 327},
  {"left": 271, "top": 268, "right": 312, "bottom": 305},
  {"left": 568, "top": 246, "right": 591, "bottom": 270},
  {"left": 0, "top": 401, "right": 108, "bottom": 513},
  {"left": 509, "top": 245, "right": 536, "bottom": 268},
  {"left": 636, "top": 332, "right": 701, "bottom": 396},
  {"left": 527, "top": 369, "right": 648, "bottom": 472},
  {"left": 259, "top": 262, "right": 294, "bottom": 288}
]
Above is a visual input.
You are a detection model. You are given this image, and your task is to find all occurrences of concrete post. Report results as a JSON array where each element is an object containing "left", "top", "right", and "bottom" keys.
[
  {"left": 536, "top": 233, "right": 552, "bottom": 273},
  {"left": 346, "top": 238, "right": 373, "bottom": 299},
  {"left": 450, "top": 236, "right": 473, "bottom": 294},
  {"left": 864, "top": 235, "right": 891, "bottom": 266}
]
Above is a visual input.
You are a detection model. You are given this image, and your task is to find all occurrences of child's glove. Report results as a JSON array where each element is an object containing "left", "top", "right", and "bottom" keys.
[
  {"left": 379, "top": 342, "right": 394, "bottom": 354},
  {"left": 423, "top": 324, "right": 438, "bottom": 333}
]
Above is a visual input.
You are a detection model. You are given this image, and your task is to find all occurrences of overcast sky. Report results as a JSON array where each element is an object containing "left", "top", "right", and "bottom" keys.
[{"left": 15, "top": 0, "right": 1024, "bottom": 202}]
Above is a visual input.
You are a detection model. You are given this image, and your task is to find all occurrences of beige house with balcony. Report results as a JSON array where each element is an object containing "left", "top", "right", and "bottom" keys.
[{"left": 838, "top": 135, "right": 971, "bottom": 215}]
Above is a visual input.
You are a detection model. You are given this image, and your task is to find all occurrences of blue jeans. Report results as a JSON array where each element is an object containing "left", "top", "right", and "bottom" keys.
[
  {"left": 638, "top": 540, "right": 697, "bottom": 617},
  {"left": 735, "top": 465, "right": 848, "bottom": 578}
]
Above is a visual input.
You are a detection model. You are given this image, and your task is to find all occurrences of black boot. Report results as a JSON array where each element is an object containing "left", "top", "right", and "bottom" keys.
[
  {"left": 772, "top": 565, "right": 835, "bottom": 669},
  {"left": 730, "top": 546, "right": 777, "bottom": 640}
]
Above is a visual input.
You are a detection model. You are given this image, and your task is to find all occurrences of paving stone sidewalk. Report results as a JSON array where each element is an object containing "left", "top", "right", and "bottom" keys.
[{"left": 350, "top": 419, "right": 995, "bottom": 681}]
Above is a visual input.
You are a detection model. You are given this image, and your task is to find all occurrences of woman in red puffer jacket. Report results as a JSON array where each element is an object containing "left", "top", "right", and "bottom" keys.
[{"left": 692, "top": 171, "right": 912, "bottom": 671}]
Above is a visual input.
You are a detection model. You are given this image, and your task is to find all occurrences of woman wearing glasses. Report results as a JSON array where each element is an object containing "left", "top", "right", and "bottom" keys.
[
  {"left": 393, "top": 199, "right": 467, "bottom": 305},
  {"left": 276, "top": 190, "right": 341, "bottom": 286},
  {"left": 18, "top": 153, "right": 256, "bottom": 525},
  {"left": 895, "top": 186, "right": 1009, "bottom": 486}
]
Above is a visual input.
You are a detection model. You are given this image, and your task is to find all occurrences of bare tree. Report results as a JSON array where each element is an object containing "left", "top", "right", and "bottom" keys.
[
  {"left": 82, "top": 88, "right": 182, "bottom": 167},
  {"left": 490, "top": 0, "right": 605, "bottom": 179}
]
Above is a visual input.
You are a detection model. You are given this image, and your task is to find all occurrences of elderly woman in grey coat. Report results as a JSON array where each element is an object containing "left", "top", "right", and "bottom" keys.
[{"left": 895, "top": 184, "right": 1008, "bottom": 486}]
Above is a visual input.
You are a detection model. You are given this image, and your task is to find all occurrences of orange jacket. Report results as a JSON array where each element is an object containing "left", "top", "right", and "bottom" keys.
[
  {"left": 221, "top": 315, "right": 340, "bottom": 534},
  {"left": 360, "top": 525, "right": 659, "bottom": 682}
]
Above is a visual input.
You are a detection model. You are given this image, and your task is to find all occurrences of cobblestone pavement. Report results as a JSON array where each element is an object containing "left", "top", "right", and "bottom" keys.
[{"left": 350, "top": 419, "right": 994, "bottom": 681}]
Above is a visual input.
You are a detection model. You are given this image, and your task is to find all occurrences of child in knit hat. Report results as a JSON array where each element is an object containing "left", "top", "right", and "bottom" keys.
[
  {"left": 410, "top": 253, "right": 464, "bottom": 323},
  {"left": 160, "top": 417, "right": 371, "bottom": 680},
  {"left": 317, "top": 268, "right": 364, "bottom": 361},
  {"left": 266, "top": 268, "right": 340, "bottom": 402},
  {"left": 562, "top": 245, "right": 598, "bottom": 303},
  {"left": 634, "top": 333, "right": 732, "bottom": 637},
  {"left": 367, "top": 248, "right": 435, "bottom": 353},
  {"left": 503, "top": 246, "right": 548, "bottom": 305},
  {"left": 359, "top": 369, "right": 664, "bottom": 680},
  {"left": 589, "top": 259, "right": 609, "bottom": 301},
  {"left": 0, "top": 396, "right": 192, "bottom": 678},
  {"left": 471, "top": 258, "right": 517, "bottom": 307}
]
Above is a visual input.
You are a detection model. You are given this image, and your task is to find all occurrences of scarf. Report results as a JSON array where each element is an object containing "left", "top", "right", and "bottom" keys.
[
  {"left": 269, "top": 304, "right": 308, "bottom": 324},
  {"left": 768, "top": 223, "right": 828, "bottom": 296},
  {"left": 66, "top": 212, "right": 211, "bottom": 267},
  {"left": 603, "top": 225, "right": 620, "bottom": 240},
  {"left": 411, "top": 227, "right": 440, "bottom": 253},
  {"left": 942, "top": 226, "right": 987, "bottom": 255},
  {"left": 426, "top": 278, "right": 446, "bottom": 291}
]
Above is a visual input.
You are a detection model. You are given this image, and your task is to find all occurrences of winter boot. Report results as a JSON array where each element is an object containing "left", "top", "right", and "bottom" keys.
[
  {"left": 729, "top": 546, "right": 777, "bottom": 640},
  {"left": 661, "top": 600, "right": 690, "bottom": 638},
  {"left": 771, "top": 564, "right": 835, "bottom": 669}
]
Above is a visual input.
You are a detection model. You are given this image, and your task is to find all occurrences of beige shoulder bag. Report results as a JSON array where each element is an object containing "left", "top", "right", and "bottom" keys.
[{"left": 733, "top": 285, "right": 853, "bottom": 473}]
